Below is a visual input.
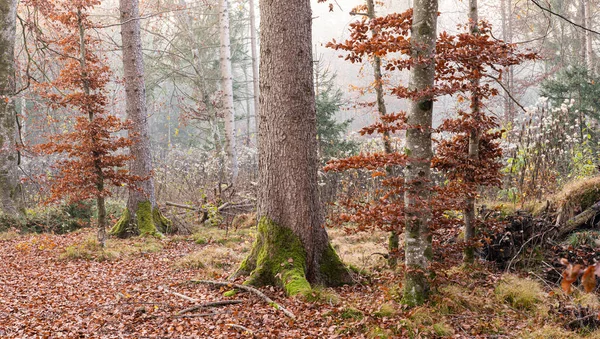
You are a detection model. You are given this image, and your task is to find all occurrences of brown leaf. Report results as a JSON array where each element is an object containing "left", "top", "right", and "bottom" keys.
[{"left": 582, "top": 266, "right": 596, "bottom": 293}]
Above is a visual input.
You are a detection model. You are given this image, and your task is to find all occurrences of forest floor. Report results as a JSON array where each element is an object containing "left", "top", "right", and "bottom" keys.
[{"left": 1, "top": 225, "right": 600, "bottom": 338}]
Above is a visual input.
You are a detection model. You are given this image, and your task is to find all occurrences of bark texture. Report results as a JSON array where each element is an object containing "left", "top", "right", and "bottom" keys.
[
  {"left": 235, "top": 0, "right": 352, "bottom": 295},
  {"left": 464, "top": 0, "right": 480, "bottom": 264},
  {"left": 0, "top": 0, "right": 21, "bottom": 215},
  {"left": 248, "top": 0, "right": 259, "bottom": 143},
  {"left": 112, "top": 0, "right": 169, "bottom": 237},
  {"left": 219, "top": 0, "right": 238, "bottom": 181},
  {"left": 403, "top": 0, "right": 438, "bottom": 306}
]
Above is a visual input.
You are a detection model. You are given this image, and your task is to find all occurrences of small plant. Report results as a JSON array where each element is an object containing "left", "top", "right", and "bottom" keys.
[
  {"left": 373, "top": 303, "right": 395, "bottom": 317},
  {"left": 60, "top": 236, "right": 119, "bottom": 262},
  {"left": 304, "top": 286, "right": 341, "bottom": 305},
  {"left": 340, "top": 307, "right": 364, "bottom": 320},
  {"left": 174, "top": 252, "right": 206, "bottom": 269}
]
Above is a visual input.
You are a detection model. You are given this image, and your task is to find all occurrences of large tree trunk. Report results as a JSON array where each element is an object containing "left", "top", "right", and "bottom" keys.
[
  {"left": 0, "top": 0, "right": 21, "bottom": 215},
  {"left": 111, "top": 0, "right": 170, "bottom": 237},
  {"left": 365, "top": 0, "right": 398, "bottom": 267},
  {"left": 402, "top": 0, "right": 438, "bottom": 306},
  {"left": 234, "top": 0, "right": 352, "bottom": 296},
  {"left": 219, "top": 0, "right": 238, "bottom": 182},
  {"left": 464, "top": 0, "right": 480, "bottom": 263}
]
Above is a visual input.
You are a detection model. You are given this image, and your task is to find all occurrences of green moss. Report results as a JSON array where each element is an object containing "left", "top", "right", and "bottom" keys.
[
  {"left": 402, "top": 270, "right": 429, "bottom": 307},
  {"left": 374, "top": 303, "right": 396, "bottom": 317},
  {"left": 152, "top": 207, "right": 172, "bottom": 233},
  {"left": 109, "top": 208, "right": 130, "bottom": 237},
  {"left": 137, "top": 201, "right": 158, "bottom": 236},
  {"left": 110, "top": 202, "right": 167, "bottom": 238},
  {"left": 340, "top": 307, "right": 364, "bottom": 320},
  {"left": 237, "top": 217, "right": 311, "bottom": 296},
  {"left": 319, "top": 243, "right": 352, "bottom": 286},
  {"left": 223, "top": 290, "right": 237, "bottom": 297}
]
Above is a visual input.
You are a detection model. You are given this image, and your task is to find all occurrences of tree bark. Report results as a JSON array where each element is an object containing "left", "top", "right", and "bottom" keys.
[
  {"left": 365, "top": 0, "right": 398, "bottom": 268},
  {"left": 464, "top": 0, "right": 480, "bottom": 264},
  {"left": 248, "top": 0, "right": 259, "bottom": 143},
  {"left": 111, "top": 0, "right": 170, "bottom": 237},
  {"left": 584, "top": 0, "right": 594, "bottom": 74},
  {"left": 234, "top": 0, "right": 352, "bottom": 296},
  {"left": 403, "top": 0, "right": 438, "bottom": 306},
  {"left": 0, "top": 0, "right": 21, "bottom": 215},
  {"left": 219, "top": 0, "right": 238, "bottom": 182}
]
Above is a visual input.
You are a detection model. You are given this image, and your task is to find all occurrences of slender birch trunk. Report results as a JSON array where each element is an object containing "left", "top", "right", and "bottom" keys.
[
  {"left": 219, "top": 0, "right": 238, "bottom": 182},
  {"left": 0, "top": 0, "right": 21, "bottom": 215},
  {"left": 403, "top": 0, "right": 438, "bottom": 306}
]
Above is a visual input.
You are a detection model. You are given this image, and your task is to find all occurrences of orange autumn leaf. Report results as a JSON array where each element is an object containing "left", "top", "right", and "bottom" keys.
[
  {"left": 582, "top": 265, "right": 597, "bottom": 293},
  {"left": 560, "top": 258, "right": 582, "bottom": 294}
]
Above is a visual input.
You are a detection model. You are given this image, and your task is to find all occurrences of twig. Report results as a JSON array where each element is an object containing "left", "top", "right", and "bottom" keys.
[
  {"left": 226, "top": 323, "right": 255, "bottom": 335},
  {"left": 567, "top": 313, "right": 599, "bottom": 327},
  {"left": 162, "top": 286, "right": 199, "bottom": 303},
  {"left": 191, "top": 280, "right": 296, "bottom": 319},
  {"left": 177, "top": 300, "right": 243, "bottom": 315},
  {"left": 172, "top": 312, "right": 217, "bottom": 318}
]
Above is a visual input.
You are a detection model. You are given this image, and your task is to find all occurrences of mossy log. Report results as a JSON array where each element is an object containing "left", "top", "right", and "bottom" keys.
[
  {"left": 109, "top": 200, "right": 171, "bottom": 237},
  {"left": 234, "top": 217, "right": 353, "bottom": 297},
  {"left": 558, "top": 200, "right": 600, "bottom": 238}
]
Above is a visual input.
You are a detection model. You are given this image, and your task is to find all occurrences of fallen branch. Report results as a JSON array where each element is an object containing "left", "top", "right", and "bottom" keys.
[
  {"left": 162, "top": 286, "right": 198, "bottom": 303},
  {"left": 177, "top": 300, "right": 243, "bottom": 315},
  {"left": 191, "top": 279, "right": 296, "bottom": 319},
  {"left": 226, "top": 323, "right": 254, "bottom": 335},
  {"left": 559, "top": 200, "right": 600, "bottom": 238}
]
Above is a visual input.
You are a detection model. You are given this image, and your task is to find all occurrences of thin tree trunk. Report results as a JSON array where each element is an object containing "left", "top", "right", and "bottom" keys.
[
  {"left": 219, "top": 0, "right": 238, "bottom": 182},
  {"left": 76, "top": 9, "right": 106, "bottom": 246},
  {"left": 464, "top": 0, "right": 480, "bottom": 264},
  {"left": 249, "top": 0, "right": 259, "bottom": 139},
  {"left": 584, "top": 0, "right": 594, "bottom": 74},
  {"left": 402, "top": 0, "right": 438, "bottom": 306},
  {"left": 500, "top": 0, "right": 514, "bottom": 122},
  {"left": 234, "top": 0, "right": 352, "bottom": 295},
  {"left": 112, "top": 0, "right": 169, "bottom": 237},
  {"left": 0, "top": 0, "right": 21, "bottom": 215},
  {"left": 365, "top": 0, "right": 398, "bottom": 268}
]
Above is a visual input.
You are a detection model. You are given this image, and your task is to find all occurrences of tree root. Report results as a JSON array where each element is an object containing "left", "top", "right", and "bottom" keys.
[{"left": 192, "top": 279, "right": 296, "bottom": 319}]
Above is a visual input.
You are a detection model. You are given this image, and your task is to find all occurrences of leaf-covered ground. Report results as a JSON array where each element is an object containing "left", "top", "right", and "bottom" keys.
[{"left": 1, "top": 228, "right": 599, "bottom": 338}]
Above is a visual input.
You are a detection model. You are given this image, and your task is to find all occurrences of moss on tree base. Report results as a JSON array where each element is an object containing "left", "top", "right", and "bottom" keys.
[
  {"left": 109, "top": 201, "right": 171, "bottom": 238},
  {"left": 402, "top": 270, "right": 429, "bottom": 307},
  {"left": 235, "top": 217, "right": 351, "bottom": 297}
]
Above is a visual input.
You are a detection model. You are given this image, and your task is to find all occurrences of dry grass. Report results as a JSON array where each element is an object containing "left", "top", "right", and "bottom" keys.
[
  {"left": 60, "top": 235, "right": 164, "bottom": 262},
  {"left": 328, "top": 228, "right": 389, "bottom": 271},
  {"left": 0, "top": 229, "right": 20, "bottom": 241},
  {"left": 495, "top": 274, "right": 544, "bottom": 311}
]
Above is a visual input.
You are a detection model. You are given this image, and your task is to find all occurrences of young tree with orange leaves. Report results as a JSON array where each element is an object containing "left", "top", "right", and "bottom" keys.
[
  {"left": 26, "top": 0, "right": 140, "bottom": 246},
  {"left": 326, "top": 5, "right": 537, "bottom": 304}
]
